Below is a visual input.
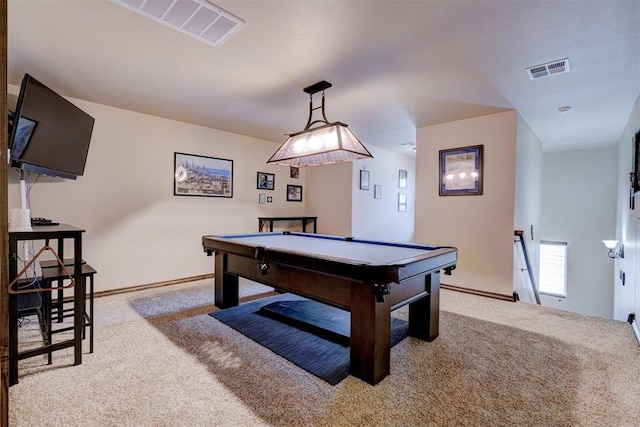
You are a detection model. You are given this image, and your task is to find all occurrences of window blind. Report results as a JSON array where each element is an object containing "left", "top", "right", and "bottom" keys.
[{"left": 539, "top": 241, "right": 567, "bottom": 297}]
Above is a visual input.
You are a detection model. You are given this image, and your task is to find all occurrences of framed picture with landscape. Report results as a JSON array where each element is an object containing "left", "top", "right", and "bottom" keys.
[{"left": 174, "top": 152, "right": 233, "bottom": 197}]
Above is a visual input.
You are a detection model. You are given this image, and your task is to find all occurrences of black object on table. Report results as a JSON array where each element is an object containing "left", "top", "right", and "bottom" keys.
[{"left": 31, "top": 217, "right": 60, "bottom": 226}]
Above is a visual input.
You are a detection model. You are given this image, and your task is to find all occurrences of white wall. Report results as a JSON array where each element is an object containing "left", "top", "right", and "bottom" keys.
[
  {"left": 415, "top": 111, "right": 517, "bottom": 297},
  {"left": 540, "top": 147, "right": 617, "bottom": 317},
  {"left": 8, "top": 85, "right": 302, "bottom": 292},
  {"left": 305, "top": 162, "right": 352, "bottom": 236},
  {"left": 513, "top": 114, "right": 543, "bottom": 301},
  {"left": 303, "top": 145, "right": 416, "bottom": 241},
  {"left": 9, "top": 75, "right": 633, "bottom": 319},
  {"left": 350, "top": 146, "right": 415, "bottom": 242},
  {"left": 614, "top": 94, "right": 640, "bottom": 322},
  {"left": 8, "top": 84, "right": 419, "bottom": 293}
]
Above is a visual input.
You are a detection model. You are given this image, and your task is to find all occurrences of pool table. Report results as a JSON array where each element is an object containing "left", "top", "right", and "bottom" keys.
[{"left": 202, "top": 231, "right": 457, "bottom": 385}]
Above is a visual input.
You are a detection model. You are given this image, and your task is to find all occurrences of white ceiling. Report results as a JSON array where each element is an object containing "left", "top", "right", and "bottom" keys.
[{"left": 7, "top": 0, "right": 640, "bottom": 156}]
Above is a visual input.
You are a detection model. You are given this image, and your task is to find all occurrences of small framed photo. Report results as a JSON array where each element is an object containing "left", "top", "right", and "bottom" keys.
[
  {"left": 174, "top": 152, "right": 233, "bottom": 197},
  {"left": 360, "top": 169, "right": 370, "bottom": 190},
  {"left": 398, "top": 193, "right": 407, "bottom": 211},
  {"left": 439, "top": 145, "right": 484, "bottom": 196},
  {"left": 374, "top": 184, "right": 382, "bottom": 199},
  {"left": 633, "top": 130, "right": 640, "bottom": 194},
  {"left": 257, "top": 172, "right": 275, "bottom": 190},
  {"left": 258, "top": 193, "right": 266, "bottom": 204},
  {"left": 287, "top": 185, "right": 303, "bottom": 202},
  {"left": 290, "top": 166, "right": 300, "bottom": 179},
  {"left": 267, "top": 196, "right": 273, "bottom": 203},
  {"left": 398, "top": 170, "right": 407, "bottom": 189}
]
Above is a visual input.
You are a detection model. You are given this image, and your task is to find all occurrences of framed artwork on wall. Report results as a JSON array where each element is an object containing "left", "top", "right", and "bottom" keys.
[
  {"left": 174, "top": 152, "right": 233, "bottom": 197},
  {"left": 398, "top": 193, "right": 407, "bottom": 211},
  {"left": 398, "top": 170, "right": 407, "bottom": 189},
  {"left": 633, "top": 130, "right": 640, "bottom": 194},
  {"left": 287, "top": 185, "right": 303, "bottom": 202},
  {"left": 360, "top": 169, "right": 370, "bottom": 190},
  {"left": 439, "top": 145, "right": 483, "bottom": 196},
  {"left": 629, "top": 130, "right": 640, "bottom": 209},
  {"left": 257, "top": 172, "right": 275, "bottom": 190},
  {"left": 290, "top": 166, "right": 300, "bottom": 179},
  {"left": 374, "top": 184, "right": 382, "bottom": 199}
]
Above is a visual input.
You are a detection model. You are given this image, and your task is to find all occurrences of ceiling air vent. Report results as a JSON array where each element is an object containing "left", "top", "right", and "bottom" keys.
[
  {"left": 113, "top": 0, "right": 245, "bottom": 48},
  {"left": 526, "top": 58, "right": 570, "bottom": 80}
]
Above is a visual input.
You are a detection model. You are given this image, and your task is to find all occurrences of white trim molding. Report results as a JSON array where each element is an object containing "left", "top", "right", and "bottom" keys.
[{"left": 632, "top": 319, "right": 640, "bottom": 345}]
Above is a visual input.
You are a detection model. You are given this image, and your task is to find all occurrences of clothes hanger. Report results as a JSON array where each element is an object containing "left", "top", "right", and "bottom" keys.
[{"left": 7, "top": 246, "right": 75, "bottom": 294}]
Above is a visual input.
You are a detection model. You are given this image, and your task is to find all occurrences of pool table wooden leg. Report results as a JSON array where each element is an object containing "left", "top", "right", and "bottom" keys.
[
  {"left": 408, "top": 271, "right": 440, "bottom": 341},
  {"left": 214, "top": 253, "right": 239, "bottom": 308},
  {"left": 349, "top": 282, "right": 391, "bottom": 385}
]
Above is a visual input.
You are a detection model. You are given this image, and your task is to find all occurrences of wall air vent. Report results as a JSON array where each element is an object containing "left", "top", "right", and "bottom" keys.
[
  {"left": 526, "top": 58, "right": 571, "bottom": 80},
  {"left": 113, "top": 0, "right": 245, "bottom": 48}
]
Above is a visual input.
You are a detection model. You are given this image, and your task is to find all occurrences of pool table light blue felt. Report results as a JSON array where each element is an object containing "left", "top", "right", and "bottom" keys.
[{"left": 215, "top": 232, "right": 445, "bottom": 266}]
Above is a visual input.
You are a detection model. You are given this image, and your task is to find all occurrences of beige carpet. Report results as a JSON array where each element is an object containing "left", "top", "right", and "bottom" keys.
[{"left": 8, "top": 279, "right": 640, "bottom": 426}]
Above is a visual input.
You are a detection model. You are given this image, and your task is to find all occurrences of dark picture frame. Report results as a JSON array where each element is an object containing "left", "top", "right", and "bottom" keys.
[
  {"left": 360, "top": 169, "right": 370, "bottom": 190},
  {"left": 290, "top": 166, "right": 300, "bottom": 179},
  {"left": 633, "top": 130, "right": 640, "bottom": 194},
  {"left": 398, "top": 169, "right": 407, "bottom": 189},
  {"left": 398, "top": 193, "right": 407, "bottom": 211},
  {"left": 174, "top": 152, "right": 233, "bottom": 197},
  {"left": 439, "top": 145, "right": 484, "bottom": 196},
  {"left": 287, "top": 184, "right": 303, "bottom": 202},
  {"left": 257, "top": 172, "right": 275, "bottom": 190}
]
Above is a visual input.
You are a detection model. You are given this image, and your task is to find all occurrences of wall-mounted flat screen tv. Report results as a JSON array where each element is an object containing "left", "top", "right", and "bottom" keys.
[{"left": 8, "top": 74, "right": 95, "bottom": 180}]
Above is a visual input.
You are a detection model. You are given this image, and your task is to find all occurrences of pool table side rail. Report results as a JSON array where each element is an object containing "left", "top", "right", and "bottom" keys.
[
  {"left": 202, "top": 234, "right": 457, "bottom": 285},
  {"left": 202, "top": 235, "right": 265, "bottom": 259},
  {"left": 207, "top": 231, "right": 451, "bottom": 252}
]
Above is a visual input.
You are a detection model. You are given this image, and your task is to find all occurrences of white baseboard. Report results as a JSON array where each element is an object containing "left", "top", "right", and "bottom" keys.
[{"left": 632, "top": 319, "right": 640, "bottom": 345}]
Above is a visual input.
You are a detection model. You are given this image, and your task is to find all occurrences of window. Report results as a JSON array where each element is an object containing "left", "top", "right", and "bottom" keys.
[{"left": 539, "top": 241, "right": 568, "bottom": 297}]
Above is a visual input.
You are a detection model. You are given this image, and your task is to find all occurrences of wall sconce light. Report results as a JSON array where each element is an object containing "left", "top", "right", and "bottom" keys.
[
  {"left": 602, "top": 240, "right": 624, "bottom": 259},
  {"left": 267, "top": 80, "right": 373, "bottom": 167}
]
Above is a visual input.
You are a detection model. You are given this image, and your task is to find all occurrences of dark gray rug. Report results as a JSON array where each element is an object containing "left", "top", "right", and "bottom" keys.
[{"left": 210, "top": 293, "right": 408, "bottom": 385}]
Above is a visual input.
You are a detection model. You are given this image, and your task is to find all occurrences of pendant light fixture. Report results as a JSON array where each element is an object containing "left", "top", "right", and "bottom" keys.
[{"left": 267, "top": 81, "right": 373, "bottom": 167}]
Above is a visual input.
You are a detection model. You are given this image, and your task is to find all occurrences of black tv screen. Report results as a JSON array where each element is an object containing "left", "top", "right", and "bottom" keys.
[{"left": 9, "top": 74, "right": 95, "bottom": 179}]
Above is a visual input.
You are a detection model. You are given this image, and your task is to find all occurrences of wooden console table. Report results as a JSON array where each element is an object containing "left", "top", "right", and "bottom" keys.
[
  {"left": 258, "top": 216, "right": 318, "bottom": 233},
  {"left": 8, "top": 223, "right": 85, "bottom": 385}
]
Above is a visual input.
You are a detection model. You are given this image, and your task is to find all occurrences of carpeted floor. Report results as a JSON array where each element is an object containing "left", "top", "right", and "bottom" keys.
[{"left": 8, "top": 279, "right": 640, "bottom": 426}]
